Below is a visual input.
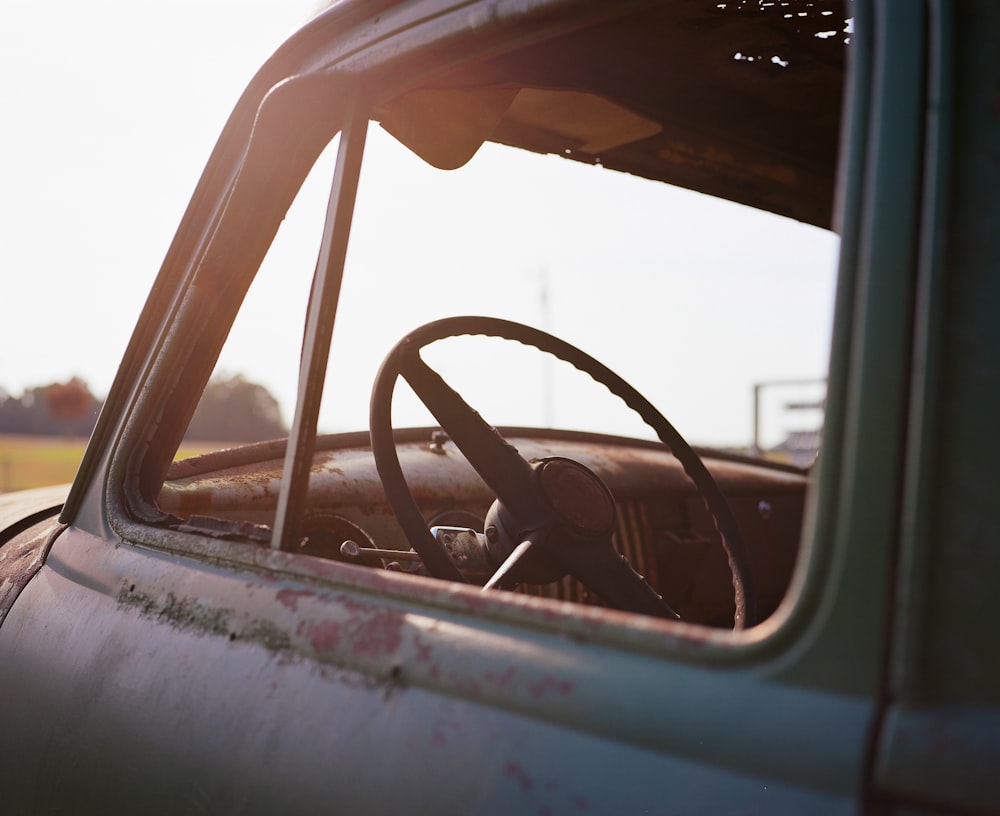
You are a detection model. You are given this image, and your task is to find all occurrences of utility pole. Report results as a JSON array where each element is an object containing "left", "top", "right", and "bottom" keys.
[{"left": 538, "top": 267, "right": 554, "bottom": 426}]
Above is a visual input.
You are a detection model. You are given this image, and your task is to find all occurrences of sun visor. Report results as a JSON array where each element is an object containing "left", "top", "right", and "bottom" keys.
[
  {"left": 378, "top": 86, "right": 520, "bottom": 169},
  {"left": 379, "top": 86, "right": 662, "bottom": 169}
]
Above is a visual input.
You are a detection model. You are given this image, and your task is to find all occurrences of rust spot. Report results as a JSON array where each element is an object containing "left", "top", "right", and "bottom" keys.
[
  {"left": 276, "top": 587, "right": 316, "bottom": 612},
  {"left": 300, "top": 603, "right": 405, "bottom": 660},
  {"left": 458, "top": 676, "right": 484, "bottom": 698},
  {"left": 483, "top": 665, "right": 518, "bottom": 689},
  {"left": 383, "top": 663, "right": 405, "bottom": 699},
  {"left": 504, "top": 761, "right": 534, "bottom": 792},
  {"left": 117, "top": 584, "right": 292, "bottom": 651},
  {"left": 526, "top": 676, "right": 575, "bottom": 698},
  {"left": 412, "top": 632, "right": 434, "bottom": 662},
  {"left": 307, "top": 619, "right": 343, "bottom": 652},
  {"left": 350, "top": 607, "right": 405, "bottom": 658}
]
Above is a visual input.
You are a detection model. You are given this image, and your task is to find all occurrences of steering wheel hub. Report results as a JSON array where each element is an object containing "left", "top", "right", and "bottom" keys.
[{"left": 537, "top": 457, "right": 615, "bottom": 535}]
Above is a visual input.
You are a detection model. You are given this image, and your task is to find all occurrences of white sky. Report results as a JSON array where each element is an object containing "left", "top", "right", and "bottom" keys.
[
  {"left": 2, "top": 0, "right": 839, "bottom": 449},
  {"left": 1, "top": 0, "right": 321, "bottom": 396}
]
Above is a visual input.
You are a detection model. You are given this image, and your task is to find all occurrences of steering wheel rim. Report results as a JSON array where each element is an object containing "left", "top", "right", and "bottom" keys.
[{"left": 370, "top": 316, "right": 756, "bottom": 628}]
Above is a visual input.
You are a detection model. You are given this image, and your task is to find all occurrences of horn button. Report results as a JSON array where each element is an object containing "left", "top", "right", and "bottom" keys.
[{"left": 537, "top": 457, "right": 615, "bottom": 536}]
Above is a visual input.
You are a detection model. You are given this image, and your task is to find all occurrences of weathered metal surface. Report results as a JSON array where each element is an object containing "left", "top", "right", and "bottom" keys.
[
  {"left": 0, "top": 483, "right": 67, "bottom": 538},
  {"left": 0, "top": 525, "right": 871, "bottom": 813},
  {"left": 871, "top": 2, "right": 1000, "bottom": 812},
  {"left": 0, "top": 518, "right": 62, "bottom": 627},
  {"left": 159, "top": 433, "right": 806, "bottom": 522},
  {"left": 0, "top": 485, "right": 67, "bottom": 628}
]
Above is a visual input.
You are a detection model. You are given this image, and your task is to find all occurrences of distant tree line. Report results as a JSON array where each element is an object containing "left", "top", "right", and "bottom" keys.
[
  {"left": 0, "top": 377, "right": 100, "bottom": 437},
  {"left": 184, "top": 374, "right": 286, "bottom": 442},
  {"left": 0, "top": 374, "right": 286, "bottom": 442}
]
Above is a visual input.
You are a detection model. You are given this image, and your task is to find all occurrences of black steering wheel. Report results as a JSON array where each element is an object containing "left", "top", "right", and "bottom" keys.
[{"left": 370, "top": 316, "right": 756, "bottom": 628}]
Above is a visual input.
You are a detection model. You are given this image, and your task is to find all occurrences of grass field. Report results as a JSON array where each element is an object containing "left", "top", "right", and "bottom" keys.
[
  {"left": 0, "top": 434, "right": 88, "bottom": 493},
  {"left": 0, "top": 434, "right": 223, "bottom": 494}
]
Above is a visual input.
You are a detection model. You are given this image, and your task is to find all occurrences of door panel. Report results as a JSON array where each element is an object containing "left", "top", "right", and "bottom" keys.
[{"left": 0, "top": 526, "right": 873, "bottom": 813}]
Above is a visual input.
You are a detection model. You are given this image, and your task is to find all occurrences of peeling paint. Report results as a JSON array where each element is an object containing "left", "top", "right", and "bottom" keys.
[
  {"left": 505, "top": 760, "right": 534, "bottom": 792},
  {"left": 275, "top": 587, "right": 316, "bottom": 613},
  {"left": 526, "top": 676, "right": 576, "bottom": 698}
]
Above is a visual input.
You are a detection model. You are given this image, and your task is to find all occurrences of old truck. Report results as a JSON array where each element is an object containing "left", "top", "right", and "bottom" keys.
[{"left": 1, "top": 0, "right": 997, "bottom": 812}]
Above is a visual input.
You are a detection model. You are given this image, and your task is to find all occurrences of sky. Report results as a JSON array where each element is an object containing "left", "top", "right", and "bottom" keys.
[
  {"left": 2, "top": 0, "right": 322, "bottom": 397},
  {"left": 2, "top": 0, "right": 840, "bottom": 449}
]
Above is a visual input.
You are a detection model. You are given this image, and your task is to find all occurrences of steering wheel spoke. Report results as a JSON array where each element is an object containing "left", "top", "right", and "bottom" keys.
[
  {"left": 398, "top": 347, "right": 544, "bottom": 519},
  {"left": 481, "top": 537, "right": 538, "bottom": 592},
  {"left": 541, "top": 531, "right": 680, "bottom": 619}
]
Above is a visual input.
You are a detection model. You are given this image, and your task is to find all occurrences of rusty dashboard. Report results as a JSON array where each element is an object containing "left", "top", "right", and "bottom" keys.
[{"left": 159, "top": 428, "right": 806, "bottom": 627}]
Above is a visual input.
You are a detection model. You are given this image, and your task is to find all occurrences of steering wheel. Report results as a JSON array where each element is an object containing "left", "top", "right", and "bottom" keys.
[{"left": 370, "top": 316, "right": 756, "bottom": 628}]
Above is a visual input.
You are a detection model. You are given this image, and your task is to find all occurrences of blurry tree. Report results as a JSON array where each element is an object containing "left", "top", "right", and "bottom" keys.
[
  {"left": 0, "top": 377, "right": 100, "bottom": 437},
  {"left": 185, "top": 374, "right": 286, "bottom": 442},
  {"left": 44, "top": 378, "right": 96, "bottom": 434},
  {"left": 0, "top": 373, "right": 285, "bottom": 442}
]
